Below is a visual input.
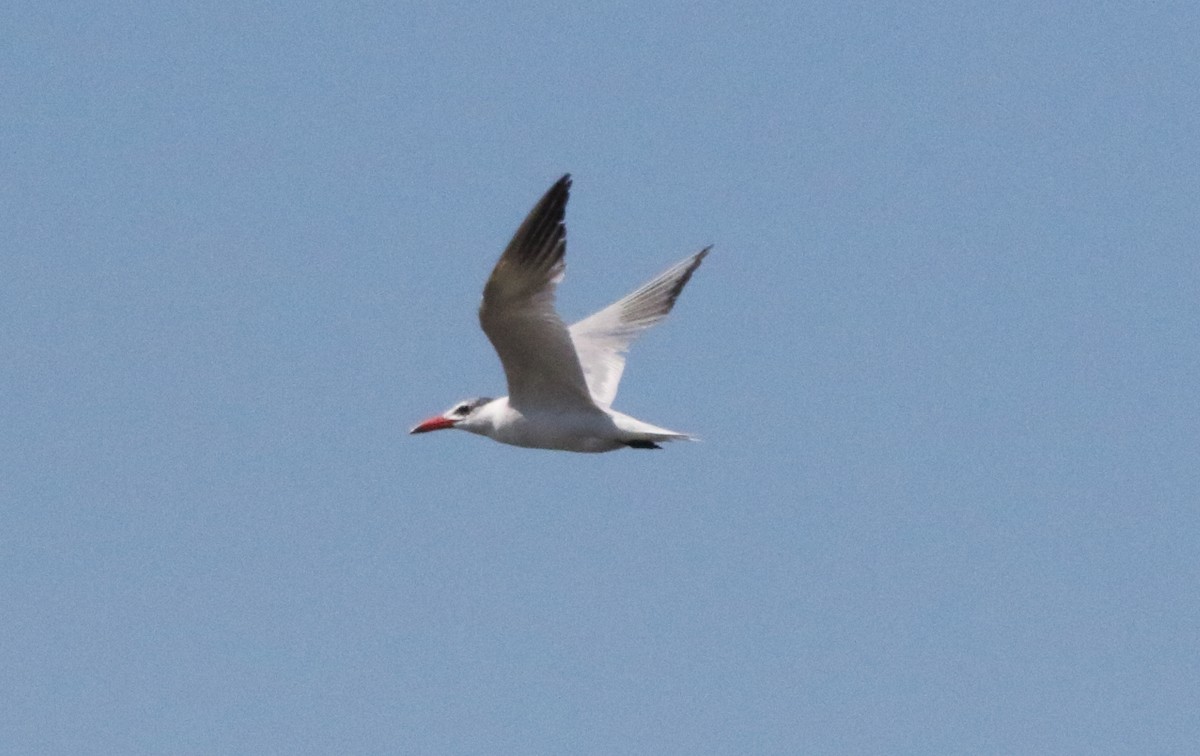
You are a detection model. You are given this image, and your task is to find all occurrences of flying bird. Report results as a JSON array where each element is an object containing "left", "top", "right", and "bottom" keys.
[{"left": 411, "top": 174, "right": 709, "bottom": 452}]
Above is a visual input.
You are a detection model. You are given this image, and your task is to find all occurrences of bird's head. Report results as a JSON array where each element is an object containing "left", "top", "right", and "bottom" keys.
[{"left": 410, "top": 397, "right": 493, "bottom": 435}]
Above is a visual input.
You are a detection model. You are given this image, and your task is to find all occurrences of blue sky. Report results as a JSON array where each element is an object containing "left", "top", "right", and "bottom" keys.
[{"left": 4, "top": 1, "right": 1199, "bottom": 753}]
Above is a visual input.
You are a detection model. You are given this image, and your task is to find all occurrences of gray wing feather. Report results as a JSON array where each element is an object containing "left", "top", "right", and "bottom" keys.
[
  {"left": 569, "top": 247, "right": 709, "bottom": 407},
  {"left": 478, "top": 175, "right": 597, "bottom": 411}
]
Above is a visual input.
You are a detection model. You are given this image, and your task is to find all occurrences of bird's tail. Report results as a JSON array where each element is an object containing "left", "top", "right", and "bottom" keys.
[{"left": 610, "top": 411, "right": 697, "bottom": 447}]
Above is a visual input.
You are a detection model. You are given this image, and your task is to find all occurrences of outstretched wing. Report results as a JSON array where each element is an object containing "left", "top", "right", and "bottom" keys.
[
  {"left": 569, "top": 247, "right": 709, "bottom": 407},
  {"left": 478, "top": 174, "right": 597, "bottom": 412}
]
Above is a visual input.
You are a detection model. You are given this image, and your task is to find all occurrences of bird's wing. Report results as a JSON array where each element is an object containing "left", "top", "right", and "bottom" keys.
[
  {"left": 569, "top": 247, "right": 709, "bottom": 407},
  {"left": 478, "top": 174, "right": 597, "bottom": 412}
]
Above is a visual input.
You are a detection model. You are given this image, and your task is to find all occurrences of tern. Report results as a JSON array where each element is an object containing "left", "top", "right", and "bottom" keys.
[{"left": 410, "top": 174, "right": 709, "bottom": 452}]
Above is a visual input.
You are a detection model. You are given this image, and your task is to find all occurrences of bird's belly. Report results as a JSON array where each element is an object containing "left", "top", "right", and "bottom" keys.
[{"left": 492, "top": 412, "right": 624, "bottom": 453}]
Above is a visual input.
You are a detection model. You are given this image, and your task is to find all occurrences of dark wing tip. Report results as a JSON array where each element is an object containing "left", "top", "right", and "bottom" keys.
[
  {"left": 487, "top": 174, "right": 573, "bottom": 298},
  {"left": 537, "top": 173, "right": 570, "bottom": 205},
  {"left": 665, "top": 245, "right": 711, "bottom": 306},
  {"left": 514, "top": 174, "right": 572, "bottom": 261},
  {"left": 535, "top": 174, "right": 570, "bottom": 217}
]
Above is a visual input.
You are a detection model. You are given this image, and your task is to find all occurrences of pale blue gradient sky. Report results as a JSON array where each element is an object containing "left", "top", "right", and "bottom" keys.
[{"left": 3, "top": 2, "right": 1199, "bottom": 753}]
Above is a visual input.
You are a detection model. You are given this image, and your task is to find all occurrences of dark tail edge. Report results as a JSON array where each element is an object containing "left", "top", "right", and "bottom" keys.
[{"left": 625, "top": 441, "right": 663, "bottom": 450}]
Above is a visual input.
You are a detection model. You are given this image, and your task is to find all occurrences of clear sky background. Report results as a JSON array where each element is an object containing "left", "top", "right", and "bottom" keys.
[{"left": 4, "top": 2, "right": 1198, "bottom": 753}]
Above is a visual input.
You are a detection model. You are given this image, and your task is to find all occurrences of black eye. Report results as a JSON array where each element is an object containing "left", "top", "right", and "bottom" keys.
[{"left": 455, "top": 404, "right": 471, "bottom": 415}]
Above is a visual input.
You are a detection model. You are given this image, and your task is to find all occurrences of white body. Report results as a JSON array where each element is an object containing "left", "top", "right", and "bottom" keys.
[{"left": 460, "top": 397, "right": 691, "bottom": 453}]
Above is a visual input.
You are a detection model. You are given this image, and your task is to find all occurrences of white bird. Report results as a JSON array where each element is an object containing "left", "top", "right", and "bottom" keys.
[{"left": 410, "top": 174, "right": 709, "bottom": 453}]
